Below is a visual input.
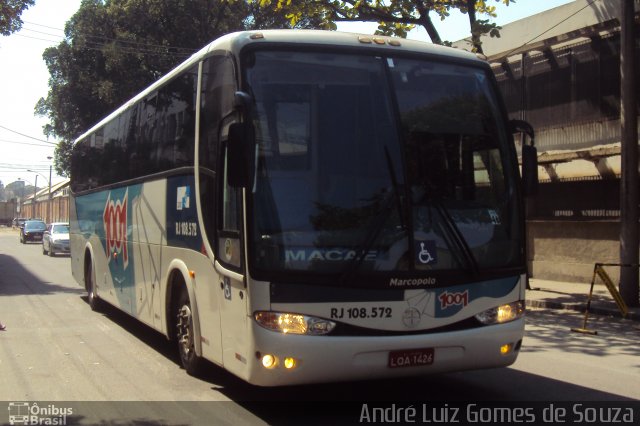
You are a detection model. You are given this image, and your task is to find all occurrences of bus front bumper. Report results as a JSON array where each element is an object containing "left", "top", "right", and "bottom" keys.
[{"left": 242, "top": 317, "right": 525, "bottom": 387}]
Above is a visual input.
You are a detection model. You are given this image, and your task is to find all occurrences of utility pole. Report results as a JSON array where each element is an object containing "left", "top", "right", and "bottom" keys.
[
  {"left": 33, "top": 175, "right": 38, "bottom": 219},
  {"left": 47, "top": 156, "right": 52, "bottom": 223},
  {"left": 28, "top": 169, "right": 51, "bottom": 223},
  {"left": 619, "top": 0, "right": 639, "bottom": 307}
]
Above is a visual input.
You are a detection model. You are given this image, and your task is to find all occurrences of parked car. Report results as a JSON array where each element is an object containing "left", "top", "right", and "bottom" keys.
[
  {"left": 42, "top": 222, "right": 70, "bottom": 256},
  {"left": 19, "top": 220, "right": 46, "bottom": 244}
]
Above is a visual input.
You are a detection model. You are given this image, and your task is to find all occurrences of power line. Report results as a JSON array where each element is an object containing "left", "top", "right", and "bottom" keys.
[
  {"left": 80, "top": 40, "right": 193, "bottom": 59},
  {"left": 12, "top": 33, "right": 60, "bottom": 45},
  {"left": 23, "top": 20, "right": 197, "bottom": 52},
  {"left": 22, "top": 20, "right": 65, "bottom": 32},
  {"left": 14, "top": 31, "right": 195, "bottom": 59},
  {"left": 20, "top": 21, "right": 198, "bottom": 57},
  {"left": 21, "top": 27, "right": 65, "bottom": 38},
  {"left": 0, "top": 139, "right": 56, "bottom": 148},
  {"left": 81, "top": 34, "right": 197, "bottom": 54},
  {"left": 0, "top": 164, "right": 52, "bottom": 171},
  {"left": 0, "top": 126, "right": 57, "bottom": 145}
]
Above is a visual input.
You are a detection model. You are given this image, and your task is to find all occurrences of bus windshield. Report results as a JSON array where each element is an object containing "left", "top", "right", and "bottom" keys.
[{"left": 246, "top": 49, "right": 522, "bottom": 279}]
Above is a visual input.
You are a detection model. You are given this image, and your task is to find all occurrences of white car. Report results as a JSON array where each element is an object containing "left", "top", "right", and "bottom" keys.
[{"left": 42, "top": 222, "right": 70, "bottom": 256}]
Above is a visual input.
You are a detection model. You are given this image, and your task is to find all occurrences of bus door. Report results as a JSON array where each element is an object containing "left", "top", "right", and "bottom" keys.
[{"left": 216, "top": 154, "right": 250, "bottom": 369}]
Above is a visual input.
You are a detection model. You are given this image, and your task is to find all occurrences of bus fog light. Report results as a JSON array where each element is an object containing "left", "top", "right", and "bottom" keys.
[
  {"left": 283, "top": 357, "right": 297, "bottom": 369},
  {"left": 261, "top": 354, "right": 277, "bottom": 369},
  {"left": 254, "top": 311, "right": 336, "bottom": 335},
  {"left": 500, "top": 343, "right": 513, "bottom": 355},
  {"left": 475, "top": 301, "right": 525, "bottom": 325}
]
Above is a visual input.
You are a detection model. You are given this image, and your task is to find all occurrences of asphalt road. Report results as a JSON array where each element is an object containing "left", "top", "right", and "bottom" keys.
[{"left": 0, "top": 228, "right": 638, "bottom": 425}]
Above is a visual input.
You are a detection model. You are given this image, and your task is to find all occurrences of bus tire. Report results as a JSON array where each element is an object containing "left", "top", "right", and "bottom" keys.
[
  {"left": 175, "top": 288, "right": 204, "bottom": 376},
  {"left": 85, "top": 256, "right": 102, "bottom": 312}
]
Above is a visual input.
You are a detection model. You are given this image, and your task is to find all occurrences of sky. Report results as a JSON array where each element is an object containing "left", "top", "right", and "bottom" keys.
[{"left": 0, "top": 0, "right": 575, "bottom": 188}]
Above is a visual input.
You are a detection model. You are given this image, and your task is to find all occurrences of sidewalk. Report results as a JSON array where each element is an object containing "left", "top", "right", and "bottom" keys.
[{"left": 527, "top": 278, "right": 640, "bottom": 322}]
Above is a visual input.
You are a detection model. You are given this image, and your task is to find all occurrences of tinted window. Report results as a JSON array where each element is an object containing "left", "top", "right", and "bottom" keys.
[
  {"left": 71, "top": 66, "right": 198, "bottom": 193},
  {"left": 24, "top": 221, "right": 46, "bottom": 231},
  {"left": 245, "top": 50, "right": 521, "bottom": 278},
  {"left": 199, "top": 54, "right": 237, "bottom": 254},
  {"left": 156, "top": 71, "right": 197, "bottom": 169}
]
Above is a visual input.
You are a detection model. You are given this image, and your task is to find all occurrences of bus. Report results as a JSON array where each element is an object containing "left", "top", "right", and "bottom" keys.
[{"left": 69, "top": 29, "right": 537, "bottom": 387}]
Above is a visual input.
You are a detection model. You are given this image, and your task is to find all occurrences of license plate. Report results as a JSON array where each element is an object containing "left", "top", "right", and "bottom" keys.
[
  {"left": 388, "top": 348, "right": 434, "bottom": 368},
  {"left": 33, "top": 236, "right": 42, "bottom": 240}
]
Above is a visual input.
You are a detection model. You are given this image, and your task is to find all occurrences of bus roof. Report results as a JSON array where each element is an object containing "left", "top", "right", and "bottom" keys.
[
  {"left": 210, "top": 29, "right": 481, "bottom": 60},
  {"left": 75, "top": 29, "right": 484, "bottom": 144}
]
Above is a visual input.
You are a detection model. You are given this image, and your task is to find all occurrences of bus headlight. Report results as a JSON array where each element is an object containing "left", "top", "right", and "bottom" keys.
[
  {"left": 254, "top": 311, "right": 336, "bottom": 335},
  {"left": 475, "top": 301, "right": 525, "bottom": 325}
]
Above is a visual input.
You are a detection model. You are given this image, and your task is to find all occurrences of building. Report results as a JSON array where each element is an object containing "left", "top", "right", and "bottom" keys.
[
  {"left": 455, "top": 0, "right": 639, "bottom": 283},
  {"left": 20, "top": 179, "right": 70, "bottom": 223}
]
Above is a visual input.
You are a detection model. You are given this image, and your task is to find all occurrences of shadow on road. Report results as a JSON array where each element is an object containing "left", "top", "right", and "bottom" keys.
[
  {"left": 524, "top": 309, "right": 640, "bottom": 358},
  {"left": 215, "top": 368, "right": 637, "bottom": 425},
  {"left": 0, "top": 253, "right": 83, "bottom": 297},
  {"left": 82, "top": 297, "right": 182, "bottom": 366}
]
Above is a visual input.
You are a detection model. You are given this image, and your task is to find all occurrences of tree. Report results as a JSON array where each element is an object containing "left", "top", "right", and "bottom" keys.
[
  {"left": 0, "top": 0, "right": 35, "bottom": 36},
  {"left": 262, "top": 0, "right": 513, "bottom": 52},
  {"left": 36, "top": 0, "right": 322, "bottom": 176},
  {"left": 5, "top": 180, "right": 36, "bottom": 201}
]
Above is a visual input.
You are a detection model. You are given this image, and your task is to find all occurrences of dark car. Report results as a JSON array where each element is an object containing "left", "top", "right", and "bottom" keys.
[{"left": 19, "top": 220, "right": 46, "bottom": 244}]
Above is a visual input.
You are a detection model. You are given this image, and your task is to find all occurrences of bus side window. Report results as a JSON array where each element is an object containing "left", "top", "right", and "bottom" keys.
[{"left": 218, "top": 135, "right": 243, "bottom": 269}]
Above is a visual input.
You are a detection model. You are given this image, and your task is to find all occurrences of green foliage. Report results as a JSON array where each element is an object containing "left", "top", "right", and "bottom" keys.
[
  {"left": 52, "top": 139, "right": 73, "bottom": 178},
  {"left": 0, "top": 0, "right": 35, "bottom": 36},
  {"left": 37, "top": 0, "right": 323, "bottom": 176},
  {"left": 260, "top": 0, "right": 513, "bottom": 50}
]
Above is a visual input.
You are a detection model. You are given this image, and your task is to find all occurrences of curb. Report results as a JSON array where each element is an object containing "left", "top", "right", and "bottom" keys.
[{"left": 526, "top": 299, "right": 640, "bottom": 322}]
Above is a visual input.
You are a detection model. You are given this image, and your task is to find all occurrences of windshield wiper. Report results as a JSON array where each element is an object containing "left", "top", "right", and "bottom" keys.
[
  {"left": 429, "top": 197, "right": 479, "bottom": 274},
  {"left": 384, "top": 146, "right": 406, "bottom": 231},
  {"left": 339, "top": 146, "right": 406, "bottom": 284},
  {"left": 338, "top": 190, "right": 397, "bottom": 285}
]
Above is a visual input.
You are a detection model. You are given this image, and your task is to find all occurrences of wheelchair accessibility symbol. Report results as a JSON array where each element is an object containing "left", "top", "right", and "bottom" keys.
[{"left": 416, "top": 241, "right": 437, "bottom": 265}]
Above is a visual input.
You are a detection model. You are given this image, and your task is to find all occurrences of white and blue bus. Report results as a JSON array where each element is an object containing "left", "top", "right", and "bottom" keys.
[{"left": 69, "top": 30, "right": 537, "bottom": 386}]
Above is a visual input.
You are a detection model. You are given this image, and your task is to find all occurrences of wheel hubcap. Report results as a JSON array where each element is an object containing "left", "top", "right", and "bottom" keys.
[{"left": 177, "top": 305, "right": 193, "bottom": 357}]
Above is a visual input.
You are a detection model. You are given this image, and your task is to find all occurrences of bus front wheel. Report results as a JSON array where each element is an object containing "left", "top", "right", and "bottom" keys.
[{"left": 176, "top": 288, "right": 204, "bottom": 376}]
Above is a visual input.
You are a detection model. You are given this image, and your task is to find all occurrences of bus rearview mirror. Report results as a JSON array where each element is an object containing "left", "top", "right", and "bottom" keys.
[
  {"left": 509, "top": 119, "right": 538, "bottom": 196},
  {"left": 227, "top": 122, "right": 250, "bottom": 188},
  {"left": 522, "top": 145, "right": 538, "bottom": 196}
]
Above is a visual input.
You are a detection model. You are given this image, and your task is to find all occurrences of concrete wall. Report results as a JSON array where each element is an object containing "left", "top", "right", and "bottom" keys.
[
  {"left": 22, "top": 196, "right": 69, "bottom": 223},
  {"left": 527, "top": 220, "right": 621, "bottom": 284}
]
